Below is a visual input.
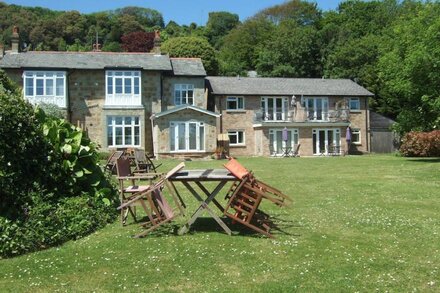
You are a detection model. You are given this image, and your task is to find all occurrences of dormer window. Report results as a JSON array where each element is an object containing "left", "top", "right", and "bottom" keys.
[
  {"left": 23, "top": 71, "right": 66, "bottom": 108},
  {"left": 174, "top": 84, "right": 194, "bottom": 105},
  {"left": 106, "top": 71, "right": 141, "bottom": 106}
]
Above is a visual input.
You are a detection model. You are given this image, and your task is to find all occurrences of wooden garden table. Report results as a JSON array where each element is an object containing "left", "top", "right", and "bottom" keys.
[{"left": 169, "top": 169, "right": 238, "bottom": 236}]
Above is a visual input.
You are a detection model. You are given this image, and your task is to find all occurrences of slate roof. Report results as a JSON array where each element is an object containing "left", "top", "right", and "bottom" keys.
[
  {"left": 370, "top": 112, "right": 395, "bottom": 129},
  {"left": 153, "top": 105, "right": 220, "bottom": 118},
  {"left": 206, "top": 76, "right": 374, "bottom": 96},
  {"left": 0, "top": 51, "right": 172, "bottom": 70},
  {"left": 170, "top": 58, "right": 206, "bottom": 76}
]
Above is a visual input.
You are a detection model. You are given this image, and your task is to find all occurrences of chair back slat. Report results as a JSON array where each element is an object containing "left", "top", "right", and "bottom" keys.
[{"left": 116, "top": 158, "right": 132, "bottom": 177}]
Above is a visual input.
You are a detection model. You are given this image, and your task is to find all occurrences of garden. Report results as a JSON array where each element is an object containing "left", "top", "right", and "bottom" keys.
[{"left": 1, "top": 155, "right": 439, "bottom": 292}]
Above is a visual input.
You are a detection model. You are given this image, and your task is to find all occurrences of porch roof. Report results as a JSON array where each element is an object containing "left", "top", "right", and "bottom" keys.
[
  {"left": 206, "top": 76, "right": 374, "bottom": 97},
  {"left": 152, "top": 105, "right": 220, "bottom": 119}
]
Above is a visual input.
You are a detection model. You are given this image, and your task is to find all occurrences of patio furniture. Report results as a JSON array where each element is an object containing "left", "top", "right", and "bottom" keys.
[
  {"left": 223, "top": 158, "right": 292, "bottom": 238},
  {"left": 168, "top": 169, "right": 238, "bottom": 236},
  {"left": 116, "top": 158, "right": 152, "bottom": 225},
  {"left": 118, "top": 162, "right": 187, "bottom": 238},
  {"left": 104, "top": 150, "right": 124, "bottom": 174},
  {"left": 291, "top": 143, "right": 301, "bottom": 157},
  {"left": 133, "top": 148, "right": 162, "bottom": 173}
]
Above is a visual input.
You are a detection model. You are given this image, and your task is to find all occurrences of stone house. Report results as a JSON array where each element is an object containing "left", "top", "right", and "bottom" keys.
[
  {"left": 0, "top": 28, "right": 374, "bottom": 158},
  {"left": 207, "top": 76, "right": 373, "bottom": 156}
]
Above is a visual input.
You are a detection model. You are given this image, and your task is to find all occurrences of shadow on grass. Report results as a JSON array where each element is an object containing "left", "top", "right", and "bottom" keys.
[
  {"left": 128, "top": 216, "right": 302, "bottom": 238},
  {"left": 405, "top": 157, "right": 440, "bottom": 163}
]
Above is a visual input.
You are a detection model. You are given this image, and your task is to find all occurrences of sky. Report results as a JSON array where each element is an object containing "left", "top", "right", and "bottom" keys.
[{"left": 3, "top": 0, "right": 343, "bottom": 25}]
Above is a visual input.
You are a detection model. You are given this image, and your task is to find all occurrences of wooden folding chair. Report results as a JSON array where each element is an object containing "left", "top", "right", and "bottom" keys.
[
  {"left": 133, "top": 148, "right": 162, "bottom": 173},
  {"left": 104, "top": 150, "right": 124, "bottom": 174},
  {"left": 223, "top": 158, "right": 292, "bottom": 238},
  {"left": 117, "top": 163, "right": 187, "bottom": 238},
  {"left": 116, "top": 158, "right": 151, "bottom": 225}
]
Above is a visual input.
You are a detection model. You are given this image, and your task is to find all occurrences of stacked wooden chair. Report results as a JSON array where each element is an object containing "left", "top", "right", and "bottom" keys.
[
  {"left": 117, "top": 161, "right": 186, "bottom": 238},
  {"left": 104, "top": 150, "right": 124, "bottom": 174},
  {"left": 223, "top": 158, "right": 292, "bottom": 238}
]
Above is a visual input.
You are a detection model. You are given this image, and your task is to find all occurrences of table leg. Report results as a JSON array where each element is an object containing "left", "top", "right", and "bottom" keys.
[
  {"left": 195, "top": 181, "right": 225, "bottom": 213},
  {"left": 178, "top": 181, "right": 231, "bottom": 236}
]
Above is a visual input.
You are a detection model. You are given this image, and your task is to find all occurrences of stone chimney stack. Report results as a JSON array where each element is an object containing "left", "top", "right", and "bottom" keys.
[
  {"left": 153, "top": 30, "right": 161, "bottom": 55},
  {"left": 11, "top": 26, "right": 20, "bottom": 53}
]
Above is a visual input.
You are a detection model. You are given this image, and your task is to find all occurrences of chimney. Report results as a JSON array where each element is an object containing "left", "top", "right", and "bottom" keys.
[
  {"left": 153, "top": 30, "right": 161, "bottom": 55},
  {"left": 11, "top": 26, "right": 20, "bottom": 53}
]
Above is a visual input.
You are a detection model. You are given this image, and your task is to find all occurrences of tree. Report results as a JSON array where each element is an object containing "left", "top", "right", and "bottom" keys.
[
  {"left": 113, "top": 6, "right": 164, "bottom": 28},
  {"left": 162, "top": 36, "right": 218, "bottom": 75},
  {"left": 256, "top": 20, "right": 321, "bottom": 77},
  {"left": 218, "top": 16, "right": 275, "bottom": 75},
  {"left": 376, "top": 2, "right": 440, "bottom": 134},
  {"left": 205, "top": 11, "right": 240, "bottom": 49},
  {"left": 256, "top": 0, "right": 321, "bottom": 26},
  {"left": 121, "top": 31, "right": 155, "bottom": 52}
]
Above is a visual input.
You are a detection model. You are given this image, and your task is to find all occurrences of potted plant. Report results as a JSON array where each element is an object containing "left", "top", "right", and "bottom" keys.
[{"left": 214, "top": 146, "right": 225, "bottom": 160}]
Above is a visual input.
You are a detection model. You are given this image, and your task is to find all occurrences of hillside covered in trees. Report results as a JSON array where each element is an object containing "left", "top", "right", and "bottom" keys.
[{"left": 0, "top": 0, "right": 439, "bottom": 134}]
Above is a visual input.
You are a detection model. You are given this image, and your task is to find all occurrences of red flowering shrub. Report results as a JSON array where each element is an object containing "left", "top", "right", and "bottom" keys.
[{"left": 400, "top": 130, "right": 440, "bottom": 157}]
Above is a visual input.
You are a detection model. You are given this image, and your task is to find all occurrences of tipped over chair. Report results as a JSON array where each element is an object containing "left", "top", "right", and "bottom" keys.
[{"left": 223, "top": 158, "right": 292, "bottom": 238}]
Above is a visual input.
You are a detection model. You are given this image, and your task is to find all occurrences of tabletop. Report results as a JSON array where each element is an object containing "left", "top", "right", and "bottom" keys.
[{"left": 169, "top": 169, "right": 237, "bottom": 181}]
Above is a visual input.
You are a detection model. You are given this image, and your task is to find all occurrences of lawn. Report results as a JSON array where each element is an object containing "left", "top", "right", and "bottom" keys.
[{"left": 1, "top": 155, "right": 439, "bottom": 292}]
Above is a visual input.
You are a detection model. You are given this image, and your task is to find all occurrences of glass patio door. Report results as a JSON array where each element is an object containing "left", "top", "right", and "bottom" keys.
[
  {"left": 269, "top": 129, "right": 299, "bottom": 156},
  {"left": 262, "top": 97, "right": 288, "bottom": 121},
  {"left": 306, "top": 98, "right": 329, "bottom": 121},
  {"left": 312, "top": 129, "right": 341, "bottom": 155}
]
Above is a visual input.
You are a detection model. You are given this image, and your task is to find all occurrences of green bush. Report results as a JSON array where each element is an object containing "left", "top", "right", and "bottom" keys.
[
  {"left": 400, "top": 130, "right": 440, "bottom": 157},
  {"left": 0, "top": 70, "right": 118, "bottom": 258}
]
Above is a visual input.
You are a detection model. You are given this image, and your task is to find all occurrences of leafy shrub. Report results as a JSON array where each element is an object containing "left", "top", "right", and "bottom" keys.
[
  {"left": 0, "top": 71, "right": 118, "bottom": 258},
  {"left": 400, "top": 130, "right": 440, "bottom": 157},
  {"left": 38, "top": 103, "right": 65, "bottom": 119}
]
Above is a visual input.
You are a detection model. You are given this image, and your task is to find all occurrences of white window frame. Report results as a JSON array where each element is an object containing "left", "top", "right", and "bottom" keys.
[
  {"left": 349, "top": 98, "right": 361, "bottom": 111},
  {"left": 261, "top": 97, "right": 289, "bottom": 121},
  {"left": 305, "top": 97, "right": 329, "bottom": 121},
  {"left": 174, "top": 84, "right": 194, "bottom": 105},
  {"left": 226, "top": 96, "right": 245, "bottom": 111},
  {"left": 269, "top": 128, "right": 299, "bottom": 156},
  {"left": 23, "top": 71, "right": 67, "bottom": 108},
  {"left": 107, "top": 116, "right": 141, "bottom": 147},
  {"left": 351, "top": 128, "right": 361, "bottom": 144},
  {"left": 312, "top": 128, "right": 341, "bottom": 155},
  {"left": 105, "top": 70, "right": 141, "bottom": 106},
  {"left": 170, "top": 121, "right": 205, "bottom": 152},
  {"left": 228, "top": 130, "right": 245, "bottom": 146}
]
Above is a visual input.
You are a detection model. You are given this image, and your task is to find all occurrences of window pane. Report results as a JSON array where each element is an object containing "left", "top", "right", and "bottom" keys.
[
  {"left": 115, "top": 117, "right": 123, "bottom": 125},
  {"left": 115, "top": 78, "right": 123, "bottom": 94},
  {"left": 238, "top": 98, "right": 244, "bottom": 109},
  {"left": 238, "top": 131, "right": 244, "bottom": 144},
  {"left": 107, "top": 77, "right": 113, "bottom": 94},
  {"left": 107, "top": 126, "right": 113, "bottom": 146},
  {"left": 227, "top": 100, "right": 237, "bottom": 110},
  {"left": 46, "top": 79, "right": 54, "bottom": 96},
  {"left": 107, "top": 116, "right": 113, "bottom": 126},
  {"left": 56, "top": 78, "right": 64, "bottom": 96},
  {"left": 115, "top": 127, "right": 123, "bottom": 145},
  {"left": 189, "top": 123, "right": 197, "bottom": 150},
  {"left": 124, "top": 78, "right": 131, "bottom": 94},
  {"left": 178, "top": 123, "right": 186, "bottom": 150},
  {"left": 125, "top": 127, "right": 132, "bottom": 145},
  {"left": 134, "top": 117, "right": 139, "bottom": 125},
  {"left": 134, "top": 126, "right": 140, "bottom": 146},
  {"left": 134, "top": 77, "right": 139, "bottom": 94},
  {"left": 229, "top": 132, "right": 237, "bottom": 144},
  {"left": 175, "top": 90, "right": 181, "bottom": 105},
  {"left": 25, "top": 78, "right": 33, "bottom": 96},
  {"left": 124, "top": 117, "right": 132, "bottom": 125},
  {"left": 36, "top": 79, "right": 44, "bottom": 95},
  {"left": 115, "top": 72, "right": 123, "bottom": 76},
  {"left": 188, "top": 90, "right": 193, "bottom": 98},
  {"left": 188, "top": 97, "right": 193, "bottom": 105}
]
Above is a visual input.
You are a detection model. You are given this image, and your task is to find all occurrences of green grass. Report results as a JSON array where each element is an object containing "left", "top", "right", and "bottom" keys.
[{"left": 1, "top": 155, "right": 439, "bottom": 292}]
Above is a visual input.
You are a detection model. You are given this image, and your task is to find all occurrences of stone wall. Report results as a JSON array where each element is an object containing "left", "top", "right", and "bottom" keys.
[
  {"left": 162, "top": 76, "right": 206, "bottom": 110},
  {"left": 153, "top": 109, "right": 217, "bottom": 158}
]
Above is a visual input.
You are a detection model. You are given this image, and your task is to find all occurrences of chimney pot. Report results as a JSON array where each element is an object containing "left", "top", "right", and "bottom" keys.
[{"left": 153, "top": 30, "right": 161, "bottom": 55}]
